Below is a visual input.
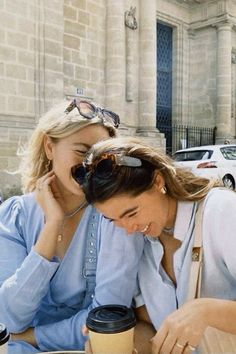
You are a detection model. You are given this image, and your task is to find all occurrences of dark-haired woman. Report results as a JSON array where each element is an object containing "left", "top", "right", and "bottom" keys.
[{"left": 80, "top": 136, "right": 236, "bottom": 354}]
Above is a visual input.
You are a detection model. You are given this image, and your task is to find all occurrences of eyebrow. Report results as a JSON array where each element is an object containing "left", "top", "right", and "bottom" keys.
[{"left": 119, "top": 206, "right": 138, "bottom": 219}]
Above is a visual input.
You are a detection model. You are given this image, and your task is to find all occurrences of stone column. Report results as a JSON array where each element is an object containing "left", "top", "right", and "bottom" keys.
[
  {"left": 216, "top": 21, "right": 232, "bottom": 142},
  {"left": 135, "top": 0, "right": 165, "bottom": 148},
  {"left": 138, "top": 0, "right": 157, "bottom": 130},
  {"left": 105, "top": 0, "right": 126, "bottom": 121},
  {"left": 125, "top": 13, "right": 136, "bottom": 102}
]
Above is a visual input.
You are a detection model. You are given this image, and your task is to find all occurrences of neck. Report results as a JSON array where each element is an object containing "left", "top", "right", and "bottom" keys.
[{"left": 164, "top": 197, "right": 177, "bottom": 232}]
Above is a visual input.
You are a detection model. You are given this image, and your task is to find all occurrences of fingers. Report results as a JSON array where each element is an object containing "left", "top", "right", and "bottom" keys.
[
  {"left": 85, "top": 339, "right": 92, "bottom": 354},
  {"left": 151, "top": 325, "right": 167, "bottom": 353},
  {"left": 152, "top": 339, "right": 197, "bottom": 354},
  {"left": 36, "top": 171, "right": 55, "bottom": 193},
  {"left": 82, "top": 324, "right": 89, "bottom": 336},
  {"left": 151, "top": 329, "right": 197, "bottom": 354},
  {"left": 183, "top": 343, "right": 197, "bottom": 354}
]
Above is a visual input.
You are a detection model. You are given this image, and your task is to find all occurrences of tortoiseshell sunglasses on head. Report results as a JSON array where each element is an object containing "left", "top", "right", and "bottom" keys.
[{"left": 72, "top": 153, "right": 142, "bottom": 185}]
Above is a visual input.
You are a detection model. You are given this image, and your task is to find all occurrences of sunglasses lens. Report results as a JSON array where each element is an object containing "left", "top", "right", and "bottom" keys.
[
  {"left": 72, "top": 165, "right": 87, "bottom": 185},
  {"left": 79, "top": 101, "right": 95, "bottom": 119},
  {"left": 95, "top": 159, "right": 114, "bottom": 179}
]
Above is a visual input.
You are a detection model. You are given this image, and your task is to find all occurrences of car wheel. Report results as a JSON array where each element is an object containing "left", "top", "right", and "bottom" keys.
[{"left": 222, "top": 175, "right": 235, "bottom": 190}]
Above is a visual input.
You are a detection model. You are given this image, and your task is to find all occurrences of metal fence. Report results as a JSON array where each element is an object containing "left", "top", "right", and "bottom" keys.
[{"left": 157, "top": 125, "right": 217, "bottom": 155}]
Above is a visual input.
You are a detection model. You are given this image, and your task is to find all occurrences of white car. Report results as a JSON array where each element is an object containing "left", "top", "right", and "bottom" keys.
[{"left": 173, "top": 144, "right": 236, "bottom": 190}]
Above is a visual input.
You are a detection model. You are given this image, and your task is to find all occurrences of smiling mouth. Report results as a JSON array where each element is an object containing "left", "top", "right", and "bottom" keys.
[{"left": 140, "top": 224, "right": 149, "bottom": 233}]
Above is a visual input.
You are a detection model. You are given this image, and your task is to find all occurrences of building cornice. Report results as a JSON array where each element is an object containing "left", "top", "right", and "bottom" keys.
[
  {"left": 189, "top": 13, "right": 236, "bottom": 30},
  {"left": 176, "top": 0, "right": 205, "bottom": 4}
]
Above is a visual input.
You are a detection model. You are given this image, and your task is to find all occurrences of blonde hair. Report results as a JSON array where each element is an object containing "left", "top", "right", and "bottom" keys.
[
  {"left": 20, "top": 100, "right": 117, "bottom": 193},
  {"left": 83, "top": 137, "right": 222, "bottom": 203}
]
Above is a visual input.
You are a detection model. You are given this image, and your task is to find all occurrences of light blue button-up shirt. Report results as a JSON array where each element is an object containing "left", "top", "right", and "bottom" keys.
[
  {"left": 136, "top": 188, "right": 236, "bottom": 338},
  {"left": 0, "top": 193, "right": 144, "bottom": 354}
]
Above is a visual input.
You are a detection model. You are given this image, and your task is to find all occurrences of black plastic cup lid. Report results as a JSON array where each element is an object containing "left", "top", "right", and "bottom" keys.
[
  {"left": 86, "top": 305, "right": 136, "bottom": 334},
  {"left": 0, "top": 323, "right": 9, "bottom": 344}
]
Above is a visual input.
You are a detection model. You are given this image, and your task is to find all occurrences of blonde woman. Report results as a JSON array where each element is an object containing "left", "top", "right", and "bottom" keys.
[
  {"left": 80, "top": 136, "right": 236, "bottom": 354},
  {"left": 0, "top": 102, "right": 144, "bottom": 354}
]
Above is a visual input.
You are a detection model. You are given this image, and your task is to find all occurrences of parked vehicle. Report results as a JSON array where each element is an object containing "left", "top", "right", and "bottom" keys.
[{"left": 173, "top": 144, "right": 236, "bottom": 190}]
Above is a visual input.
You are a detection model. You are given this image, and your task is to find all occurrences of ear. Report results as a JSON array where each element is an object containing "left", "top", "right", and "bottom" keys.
[
  {"left": 43, "top": 135, "right": 53, "bottom": 160},
  {"left": 153, "top": 173, "right": 165, "bottom": 192}
]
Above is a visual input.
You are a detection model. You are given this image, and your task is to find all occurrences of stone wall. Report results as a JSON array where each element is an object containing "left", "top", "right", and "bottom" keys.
[
  {"left": 189, "top": 26, "right": 217, "bottom": 127},
  {"left": 0, "top": 0, "right": 65, "bottom": 197},
  {"left": 8, "top": 0, "right": 230, "bottom": 197},
  {"left": 2, "top": 0, "right": 236, "bottom": 198},
  {"left": 63, "top": 0, "right": 106, "bottom": 104}
]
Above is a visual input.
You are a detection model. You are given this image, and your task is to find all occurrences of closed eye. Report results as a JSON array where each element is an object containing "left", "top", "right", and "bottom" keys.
[
  {"left": 75, "top": 150, "right": 87, "bottom": 155},
  {"left": 126, "top": 211, "right": 138, "bottom": 218},
  {"left": 103, "top": 215, "right": 114, "bottom": 222}
]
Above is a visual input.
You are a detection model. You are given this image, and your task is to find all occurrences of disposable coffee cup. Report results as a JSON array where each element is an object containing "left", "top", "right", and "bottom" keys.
[
  {"left": 86, "top": 305, "right": 136, "bottom": 354},
  {"left": 0, "top": 323, "right": 10, "bottom": 354}
]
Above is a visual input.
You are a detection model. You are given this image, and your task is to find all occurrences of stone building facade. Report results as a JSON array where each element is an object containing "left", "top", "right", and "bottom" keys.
[{"left": 0, "top": 0, "right": 236, "bottom": 196}]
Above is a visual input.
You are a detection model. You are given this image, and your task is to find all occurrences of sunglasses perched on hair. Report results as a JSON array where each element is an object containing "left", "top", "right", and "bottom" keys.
[
  {"left": 72, "top": 153, "right": 142, "bottom": 185},
  {"left": 65, "top": 99, "right": 120, "bottom": 128}
]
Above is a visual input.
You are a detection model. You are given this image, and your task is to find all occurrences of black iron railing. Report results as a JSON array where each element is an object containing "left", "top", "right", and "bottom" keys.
[{"left": 157, "top": 125, "right": 217, "bottom": 155}]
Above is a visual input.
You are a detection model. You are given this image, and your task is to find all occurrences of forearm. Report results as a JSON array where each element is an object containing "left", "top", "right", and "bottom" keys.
[
  {"left": 135, "top": 305, "right": 152, "bottom": 323},
  {"left": 0, "top": 249, "right": 59, "bottom": 332},
  {"left": 35, "top": 309, "right": 89, "bottom": 351},
  {"left": 134, "top": 320, "right": 156, "bottom": 354},
  {"left": 133, "top": 306, "right": 156, "bottom": 353}
]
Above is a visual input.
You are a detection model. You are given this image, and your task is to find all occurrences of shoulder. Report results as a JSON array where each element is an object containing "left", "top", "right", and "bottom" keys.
[
  {"left": 0, "top": 193, "right": 41, "bottom": 229},
  {"left": 203, "top": 187, "right": 236, "bottom": 215},
  {"left": 202, "top": 188, "right": 236, "bottom": 243}
]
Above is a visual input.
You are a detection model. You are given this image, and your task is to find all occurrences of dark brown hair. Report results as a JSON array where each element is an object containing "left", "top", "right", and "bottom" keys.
[{"left": 82, "top": 137, "right": 222, "bottom": 204}]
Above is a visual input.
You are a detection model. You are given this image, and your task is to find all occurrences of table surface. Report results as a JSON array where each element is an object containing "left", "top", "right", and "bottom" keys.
[{"left": 39, "top": 351, "right": 85, "bottom": 353}]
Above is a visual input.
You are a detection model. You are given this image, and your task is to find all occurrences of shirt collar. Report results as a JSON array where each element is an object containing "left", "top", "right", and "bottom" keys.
[{"left": 174, "top": 200, "right": 195, "bottom": 241}]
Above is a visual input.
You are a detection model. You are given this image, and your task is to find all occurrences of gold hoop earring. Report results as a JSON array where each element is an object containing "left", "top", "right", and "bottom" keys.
[
  {"left": 161, "top": 186, "right": 167, "bottom": 194},
  {"left": 45, "top": 159, "right": 52, "bottom": 172}
]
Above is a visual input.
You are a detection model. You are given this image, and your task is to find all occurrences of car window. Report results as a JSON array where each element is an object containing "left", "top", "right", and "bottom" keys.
[
  {"left": 173, "top": 150, "right": 213, "bottom": 161},
  {"left": 221, "top": 147, "right": 236, "bottom": 160}
]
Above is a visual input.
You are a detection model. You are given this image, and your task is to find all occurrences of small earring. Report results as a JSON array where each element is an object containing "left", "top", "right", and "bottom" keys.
[
  {"left": 45, "top": 159, "right": 52, "bottom": 172},
  {"left": 161, "top": 186, "right": 167, "bottom": 194}
]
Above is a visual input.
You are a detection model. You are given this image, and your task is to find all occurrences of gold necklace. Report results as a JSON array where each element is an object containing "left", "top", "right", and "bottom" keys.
[{"left": 57, "top": 200, "right": 87, "bottom": 242}]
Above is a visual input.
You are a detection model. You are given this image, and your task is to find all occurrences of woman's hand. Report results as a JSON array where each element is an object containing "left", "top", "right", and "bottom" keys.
[
  {"left": 151, "top": 299, "right": 209, "bottom": 354},
  {"left": 35, "top": 170, "right": 65, "bottom": 223},
  {"left": 34, "top": 171, "right": 68, "bottom": 259},
  {"left": 85, "top": 339, "right": 92, "bottom": 354}
]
